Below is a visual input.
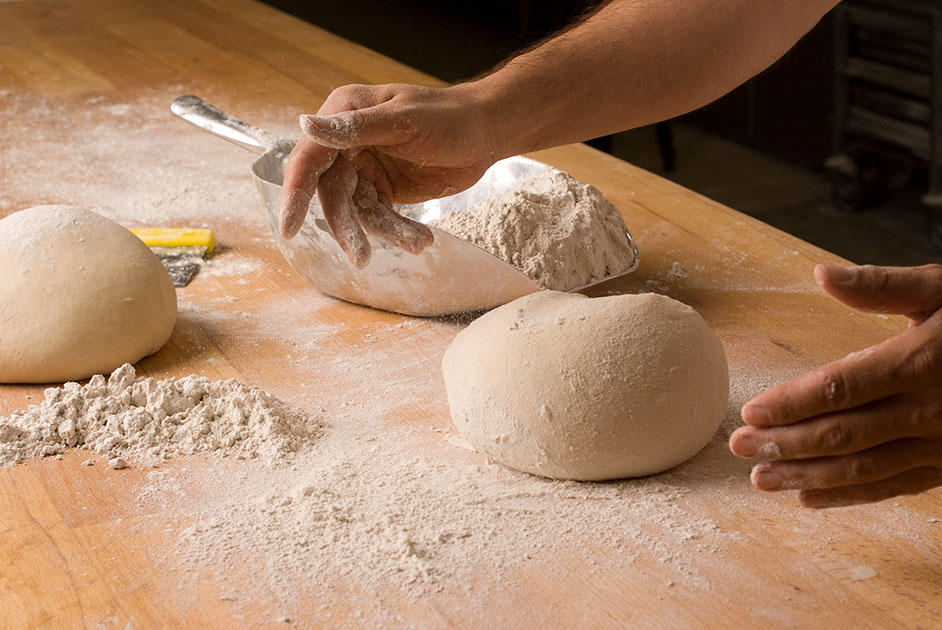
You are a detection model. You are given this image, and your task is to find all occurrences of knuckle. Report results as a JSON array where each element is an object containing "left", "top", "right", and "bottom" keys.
[
  {"left": 866, "top": 265, "right": 890, "bottom": 293},
  {"left": 327, "top": 84, "right": 373, "bottom": 109},
  {"left": 902, "top": 341, "right": 942, "bottom": 383},
  {"left": 845, "top": 457, "right": 877, "bottom": 483},
  {"left": 922, "top": 263, "right": 942, "bottom": 287},
  {"left": 390, "top": 83, "right": 421, "bottom": 99},
  {"left": 911, "top": 400, "right": 942, "bottom": 433},
  {"left": 818, "top": 370, "right": 850, "bottom": 409},
  {"left": 817, "top": 423, "right": 854, "bottom": 453},
  {"left": 341, "top": 83, "right": 370, "bottom": 96}
]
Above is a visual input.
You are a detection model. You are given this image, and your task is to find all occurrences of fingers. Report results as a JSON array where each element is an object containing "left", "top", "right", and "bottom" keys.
[
  {"left": 733, "top": 263, "right": 942, "bottom": 507},
  {"left": 749, "top": 438, "right": 935, "bottom": 492},
  {"left": 317, "top": 154, "right": 371, "bottom": 268},
  {"left": 743, "top": 307, "right": 942, "bottom": 429},
  {"left": 815, "top": 263, "right": 942, "bottom": 321},
  {"left": 280, "top": 135, "right": 338, "bottom": 239},
  {"left": 293, "top": 148, "right": 433, "bottom": 265},
  {"left": 731, "top": 396, "right": 918, "bottom": 460},
  {"left": 352, "top": 179, "right": 434, "bottom": 255},
  {"left": 742, "top": 334, "right": 915, "bottom": 428},
  {"left": 280, "top": 83, "right": 399, "bottom": 240},
  {"left": 300, "top": 102, "right": 416, "bottom": 151},
  {"left": 799, "top": 466, "right": 942, "bottom": 508}
]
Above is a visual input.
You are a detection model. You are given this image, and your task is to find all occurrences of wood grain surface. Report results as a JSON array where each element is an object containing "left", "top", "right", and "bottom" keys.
[{"left": 1, "top": 1, "right": 940, "bottom": 628}]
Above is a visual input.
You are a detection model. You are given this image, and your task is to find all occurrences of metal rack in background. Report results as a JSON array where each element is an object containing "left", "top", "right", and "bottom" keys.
[{"left": 827, "top": 0, "right": 942, "bottom": 250}]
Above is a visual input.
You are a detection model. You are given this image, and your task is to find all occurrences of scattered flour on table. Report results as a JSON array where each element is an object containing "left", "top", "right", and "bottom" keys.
[
  {"left": 0, "top": 90, "right": 296, "bottom": 226},
  {"left": 0, "top": 307, "right": 911, "bottom": 625},
  {"left": 197, "top": 253, "right": 267, "bottom": 281},
  {"left": 666, "top": 261, "right": 689, "bottom": 279},
  {"left": 433, "top": 171, "right": 636, "bottom": 290},
  {"left": 136, "top": 437, "right": 730, "bottom": 620},
  {"left": 200, "top": 256, "right": 265, "bottom": 277},
  {"left": 850, "top": 565, "right": 878, "bottom": 581},
  {"left": 0, "top": 364, "right": 320, "bottom": 467}
]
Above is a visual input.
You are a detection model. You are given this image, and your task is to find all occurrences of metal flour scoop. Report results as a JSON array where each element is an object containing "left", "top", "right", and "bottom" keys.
[{"left": 171, "top": 95, "right": 639, "bottom": 316}]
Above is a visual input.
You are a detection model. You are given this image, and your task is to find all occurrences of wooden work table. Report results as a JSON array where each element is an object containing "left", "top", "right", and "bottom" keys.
[{"left": 1, "top": 1, "right": 939, "bottom": 627}]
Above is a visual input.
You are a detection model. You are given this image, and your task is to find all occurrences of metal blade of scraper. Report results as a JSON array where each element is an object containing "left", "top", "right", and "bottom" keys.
[{"left": 150, "top": 246, "right": 207, "bottom": 287}]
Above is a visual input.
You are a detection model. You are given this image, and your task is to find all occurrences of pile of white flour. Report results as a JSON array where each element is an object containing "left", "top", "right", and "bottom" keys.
[
  {"left": 434, "top": 171, "right": 636, "bottom": 290},
  {"left": 0, "top": 364, "right": 319, "bottom": 467}
]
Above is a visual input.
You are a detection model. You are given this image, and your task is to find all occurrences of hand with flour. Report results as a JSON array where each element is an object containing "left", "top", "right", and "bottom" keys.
[
  {"left": 282, "top": 0, "right": 839, "bottom": 264},
  {"left": 280, "top": 83, "right": 496, "bottom": 267},
  {"left": 730, "top": 264, "right": 942, "bottom": 508}
]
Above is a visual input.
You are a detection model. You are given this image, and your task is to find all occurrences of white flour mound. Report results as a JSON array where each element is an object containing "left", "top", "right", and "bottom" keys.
[
  {"left": 0, "top": 364, "right": 320, "bottom": 467},
  {"left": 433, "top": 171, "right": 635, "bottom": 290}
]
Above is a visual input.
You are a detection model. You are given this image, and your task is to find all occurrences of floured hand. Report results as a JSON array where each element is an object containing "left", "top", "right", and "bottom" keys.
[
  {"left": 730, "top": 263, "right": 942, "bottom": 508},
  {"left": 280, "top": 83, "right": 497, "bottom": 267}
]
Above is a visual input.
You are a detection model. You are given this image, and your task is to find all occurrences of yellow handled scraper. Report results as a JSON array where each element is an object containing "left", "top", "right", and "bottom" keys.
[{"left": 130, "top": 228, "right": 215, "bottom": 287}]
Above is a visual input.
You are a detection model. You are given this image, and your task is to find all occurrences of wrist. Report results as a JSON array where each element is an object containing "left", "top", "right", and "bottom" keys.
[{"left": 450, "top": 74, "right": 540, "bottom": 162}]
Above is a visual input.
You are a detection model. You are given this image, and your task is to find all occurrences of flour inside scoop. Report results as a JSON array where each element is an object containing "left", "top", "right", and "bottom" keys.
[{"left": 433, "top": 171, "right": 636, "bottom": 290}]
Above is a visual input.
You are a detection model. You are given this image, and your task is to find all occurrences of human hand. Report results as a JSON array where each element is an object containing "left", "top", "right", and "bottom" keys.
[
  {"left": 280, "top": 83, "right": 498, "bottom": 267},
  {"left": 729, "top": 263, "right": 942, "bottom": 508}
]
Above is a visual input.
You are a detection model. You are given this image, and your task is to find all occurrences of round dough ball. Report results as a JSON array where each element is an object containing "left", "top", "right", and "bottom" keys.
[
  {"left": 0, "top": 206, "right": 177, "bottom": 383},
  {"left": 443, "top": 290, "right": 728, "bottom": 481}
]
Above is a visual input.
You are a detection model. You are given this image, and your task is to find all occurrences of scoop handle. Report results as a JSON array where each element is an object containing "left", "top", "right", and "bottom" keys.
[{"left": 171, "top": 95, "right": 285, "bottom": 155}]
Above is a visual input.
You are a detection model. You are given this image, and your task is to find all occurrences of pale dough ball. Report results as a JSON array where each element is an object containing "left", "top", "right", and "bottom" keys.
[
  {"left": 0, "top": 206, "right": 177, "bottom": 383},
  {"left": 443, "top": 290, "right": 728, "bottom": 481}
]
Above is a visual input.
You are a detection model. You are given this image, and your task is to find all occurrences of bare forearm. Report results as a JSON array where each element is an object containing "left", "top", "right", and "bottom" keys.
[{"left": 468, "top": 0, "right": 840, "bottom": 158}]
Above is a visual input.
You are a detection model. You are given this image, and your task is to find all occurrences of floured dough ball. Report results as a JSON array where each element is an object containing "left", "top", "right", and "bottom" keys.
[
  {"left": 443, "top": 291, "right": 728, "bottom": 481},
  {"left": 0, "top": 206, "right": 177, "bottom": 383}
]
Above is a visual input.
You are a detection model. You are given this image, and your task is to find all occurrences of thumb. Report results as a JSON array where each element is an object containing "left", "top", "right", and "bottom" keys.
[
  {"left": 300, "top": 106, "right": 414, "bottom": 150},
  {"left": 814, "top": 263, "right": 942, "bottom": 320}
]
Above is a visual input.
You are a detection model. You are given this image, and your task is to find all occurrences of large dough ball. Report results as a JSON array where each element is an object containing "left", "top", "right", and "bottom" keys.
[
  {"left": 443, "top": 291, "right": 728, "bottom": 481},
  {"left": 0, "top": 206, "right": 177, "bottom": 383}
]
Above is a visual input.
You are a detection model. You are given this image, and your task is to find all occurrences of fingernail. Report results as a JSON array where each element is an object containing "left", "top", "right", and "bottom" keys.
[
  {"left": 731, "top": 433, "right": 757, "bottom": 457},
  {"left": 280, "top": 190, "right": 308, "bottom": 238},
  {"left": 826, "top": 265, "right": 854, "bottom": 284},
  {"left": 299, "top": 114, "right": 324, "bottom": 133},
  {"left": 751, "top": 465, "right": 782, "bottom": 490},
  {"left": 799, "top": 491, "right": 825, "bottom": 509},
  {"left": 353, "top": 242, "right": 371, "bottom": 268},
  {"left": 406, "top": 222, "right": 434, "bottom": 253},
  {"left": 742, "top": 404, "right": 772, "bottom": 426},
  {"left": 346, "top": 229, "right": 371, "bottom": 269}
]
